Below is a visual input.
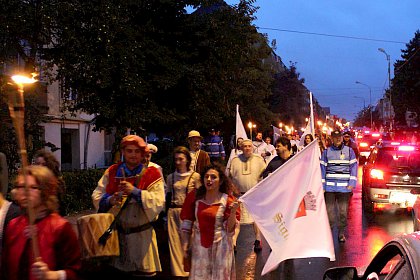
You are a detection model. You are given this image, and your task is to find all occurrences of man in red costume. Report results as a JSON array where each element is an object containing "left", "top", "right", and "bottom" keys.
[{"left": 92, "top": 135, "right": 165, "bottom": 277}]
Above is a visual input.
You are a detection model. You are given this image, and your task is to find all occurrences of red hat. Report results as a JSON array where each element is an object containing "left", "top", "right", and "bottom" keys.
[{"left": 120, "top": 135, "right": 147, "bottom": 149}]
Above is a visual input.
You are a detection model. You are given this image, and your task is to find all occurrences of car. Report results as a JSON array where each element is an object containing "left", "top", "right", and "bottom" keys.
[
  {"left": 362, "top": 142, "right": 420, "bottom": 213},
  {"left": 358, "top": 132, "right": 382, "bottom": 163},
  {"left": 323, "top": 232, "right": 420, "bottom": 279}
]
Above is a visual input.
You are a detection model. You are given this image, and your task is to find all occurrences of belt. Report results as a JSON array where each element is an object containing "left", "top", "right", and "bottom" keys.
[
  {"left": 117, "top": 223, "right": 153, "bottom": 235},
  {"left": 169, "top": 203, "right": 183, "bottom": 208}
]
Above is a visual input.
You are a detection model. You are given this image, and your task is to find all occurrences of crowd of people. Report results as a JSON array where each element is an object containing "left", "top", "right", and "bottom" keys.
[{"left": 0, "top": 127, "right": 359, "bottom": 279}]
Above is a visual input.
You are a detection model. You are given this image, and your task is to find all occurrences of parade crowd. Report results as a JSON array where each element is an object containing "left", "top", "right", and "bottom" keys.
[{"left": 0, "top": 127, "right": 359, "bottom": 280}]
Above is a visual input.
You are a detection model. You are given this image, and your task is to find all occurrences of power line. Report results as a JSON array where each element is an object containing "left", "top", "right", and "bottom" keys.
[{"left": 257, "top": 27, "right": 406, "bottom": 44}]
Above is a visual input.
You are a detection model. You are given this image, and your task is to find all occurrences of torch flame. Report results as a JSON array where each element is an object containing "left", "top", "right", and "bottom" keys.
[{"left": 11, "top": 73, "right": 37, "bottom": 85}]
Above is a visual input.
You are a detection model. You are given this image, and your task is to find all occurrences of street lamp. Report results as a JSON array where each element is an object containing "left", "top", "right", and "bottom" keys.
[
  {"left": 355, "top": 81, "right": 373, "bottom": 129},
  {"left": 353, "top": 96, "right": 366, "bottom": 109},
  {"left": 378, "top": 47, "right": 392, "bottom": 129},
  {"left": 248, "top": 121, "right": 256, "bottom": 140}
]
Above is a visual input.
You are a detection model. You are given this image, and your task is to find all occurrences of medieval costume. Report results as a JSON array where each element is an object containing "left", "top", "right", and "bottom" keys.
[
  {"left": 2, "top": 213, "right": 81, "bottom": 280},
  {"left": 180, "top": 190, "right": 240, "bottom": 280},
  {"left": 166, "top": 170, "right": 200, "bottom": 277},
  {"left": 92, "top": 162, "right": 165, "bottom": 276}
]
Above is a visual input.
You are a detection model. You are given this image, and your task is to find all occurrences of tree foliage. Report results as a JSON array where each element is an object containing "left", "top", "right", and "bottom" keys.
[
  {"left": 45, "top": 0, "right": 274, "bottom": 140},
  {"left": 392, "top": 30, "right": 420, "bottom": 126},
  {"left": 270, "top": 62, "right": 308, "bottom": 130},
  {"left": 0, "top": 0, "right": 57, "bottom": 172}
]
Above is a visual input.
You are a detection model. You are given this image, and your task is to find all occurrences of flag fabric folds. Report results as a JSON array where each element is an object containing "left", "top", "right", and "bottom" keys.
[
  {"left": 235, "top": 104, "right": 248, "bottom": 141},
  {"left": 239, "top": 140, "right": 335, "bottom": 275},
  {"left": 299, "top": 92, "right": 315, "bottom": 147},
  {"left": 226, "top": 105, "right": 248, "bottom": 174}
]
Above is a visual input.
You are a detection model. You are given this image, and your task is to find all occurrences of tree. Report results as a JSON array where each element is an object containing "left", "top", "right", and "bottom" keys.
[
  {"left": 392, "top": 30, "right": 420, "bottom": 126},
  {"left": 270, "top": 62, "right": 308, "bottom": 130},
  {"left": 0, "top": 0, "right": 57, "bottom": 172},
  {"left": 46, "top": 0, "right": 274, "bottom": 140}
]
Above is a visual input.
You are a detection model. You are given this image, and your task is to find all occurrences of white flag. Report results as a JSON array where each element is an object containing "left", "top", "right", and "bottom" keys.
[
  {"left": 299, "top": 92, "right": 315, "bottom": 147},
  {"left": 235, "top": 104, "right": 248, "bottom": 141},
  {"left": 239, "top": 140, "right": 335, "bottom": 275},
  {"left": 226, "top": 105, "right": 248, "bottom": 175},
  {"left": 298, "top": 120, "right": 311, "bottom": 147}
]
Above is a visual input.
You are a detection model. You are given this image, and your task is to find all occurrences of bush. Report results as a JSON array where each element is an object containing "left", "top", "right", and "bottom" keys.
[{"left": 61, "top": 169, "right": 104, "bottom": 215}]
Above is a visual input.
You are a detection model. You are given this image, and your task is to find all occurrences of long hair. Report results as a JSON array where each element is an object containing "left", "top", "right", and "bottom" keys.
[
  {"left": 304, "top": 134, "right": 314, "bottom": 147},
  {"left": 173, "top": 146, "right": 192, "bottom": 171},
  {"left": 195, "top": 163, "right": 236, "bottom": 200},
  {"left": 16, "top": 165, "right": 59, "bottom": 213},
  {"left": 34, "top": 149, "right": 61, "bottom": 177},
  {"left": 235, "top": 137, "right": 244, "bottom": 153}
]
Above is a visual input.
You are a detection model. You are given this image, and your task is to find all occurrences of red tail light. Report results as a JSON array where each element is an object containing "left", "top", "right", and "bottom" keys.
[
  {"left": 360, "top": 142, "right": 369, "bottom": 148},
  {"left": 370, "top": 169, "right": 384, "bottom": 180},
  {"left": 372, "top": 133, "right": 380, "bottom": 138}
]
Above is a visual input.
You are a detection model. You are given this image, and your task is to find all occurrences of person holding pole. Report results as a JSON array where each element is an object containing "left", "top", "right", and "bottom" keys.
[{"left": 1, "top": 165, "right": 81, "bottom": 280}]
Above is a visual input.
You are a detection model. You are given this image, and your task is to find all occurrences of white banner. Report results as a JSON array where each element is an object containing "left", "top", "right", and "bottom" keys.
[
  {"left": 299, "top": 92, "right": 315, "bottom": 147},
  {"left": 239, "top": 140, "right": 335, "bottom": 275},
  {"left": 235, "top": 104, "right": 248, "bottom": 141}
]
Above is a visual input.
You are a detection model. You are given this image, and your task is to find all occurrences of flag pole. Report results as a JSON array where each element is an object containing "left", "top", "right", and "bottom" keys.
[{"left": 309, "top": 92, "right": 315, "bottom": 135}]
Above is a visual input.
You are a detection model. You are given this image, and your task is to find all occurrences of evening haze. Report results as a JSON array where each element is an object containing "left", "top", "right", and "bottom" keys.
[{"left": 227, "top": 1, "right": 419, "bottom": 122}]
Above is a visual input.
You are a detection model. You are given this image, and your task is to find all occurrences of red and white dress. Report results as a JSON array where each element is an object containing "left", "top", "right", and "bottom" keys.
[{"left": 180, "top": 190, "right": 240, "bottom": 280}]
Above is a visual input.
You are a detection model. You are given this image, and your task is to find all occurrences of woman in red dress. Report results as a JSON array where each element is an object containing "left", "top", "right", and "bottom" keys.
[{"left": 180, "top": 164, "right": 240, "bottom": 280}]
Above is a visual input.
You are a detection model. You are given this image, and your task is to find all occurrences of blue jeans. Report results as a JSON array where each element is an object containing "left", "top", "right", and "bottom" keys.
[{"left": 324, "top": 192, "right": 351, "bottom": 234}]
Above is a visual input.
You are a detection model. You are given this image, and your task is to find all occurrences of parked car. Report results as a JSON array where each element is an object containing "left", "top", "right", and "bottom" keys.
[
  {"left": 362, "top": 141, "right": 420, "bottom": 213},
  {"left": 359, "top": 132, "right": 381, "bottom": 163},
  {"left": 324, "top": 232, "right": 420, "bottom": 279}
]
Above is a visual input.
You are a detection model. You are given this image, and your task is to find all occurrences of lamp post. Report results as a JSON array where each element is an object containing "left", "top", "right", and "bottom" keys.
[
  {"left": 248, "top": 121, "right": 256, "bottom": 140},
  {"left": 355, "top": 81, "right": 373, "bottom": 129},
  {"left": 9, "top": 73, "right": 39, "bottom": 258},
  {"left": 378, "top": 48, "right": 392, "bottom": 129},
  {"left": 353, "top": 96, "right": 366, "bottom": 109}
]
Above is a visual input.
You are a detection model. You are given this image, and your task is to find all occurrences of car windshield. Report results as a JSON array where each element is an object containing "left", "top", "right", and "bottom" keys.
[
  {"left": 376, "top": 148, "right": 420, "bottom": 171},
  {"left": 361, "top": 135, "right": 379, "bottom": 146}
]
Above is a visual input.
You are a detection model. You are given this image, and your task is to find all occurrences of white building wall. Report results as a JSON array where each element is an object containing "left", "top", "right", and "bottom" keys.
[
  {"left": 39, "top": 68, "right": 108, "bottom": 170},
  {"left": 42, "top": 122, "right": 62, "bottom": 166}
]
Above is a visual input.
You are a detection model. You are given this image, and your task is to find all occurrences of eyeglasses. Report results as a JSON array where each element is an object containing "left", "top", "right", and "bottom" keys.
[{"left": 14, "top": 184, "right": 41, "bottom": 190}]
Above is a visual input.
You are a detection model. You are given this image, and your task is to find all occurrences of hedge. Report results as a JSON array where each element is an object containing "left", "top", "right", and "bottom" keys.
[{"left": 61, "top": 169, "right": 104, "bottom": 215}]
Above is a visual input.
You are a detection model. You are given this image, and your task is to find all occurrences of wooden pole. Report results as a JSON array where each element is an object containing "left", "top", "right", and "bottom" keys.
[{"left": 7, "top": 82, "right": 40, "bottom": 258}]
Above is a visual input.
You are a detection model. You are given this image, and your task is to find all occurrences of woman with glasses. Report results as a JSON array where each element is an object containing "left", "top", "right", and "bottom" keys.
[{"left": 2, "top": 165, "right": 81, "bottom": 280}]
